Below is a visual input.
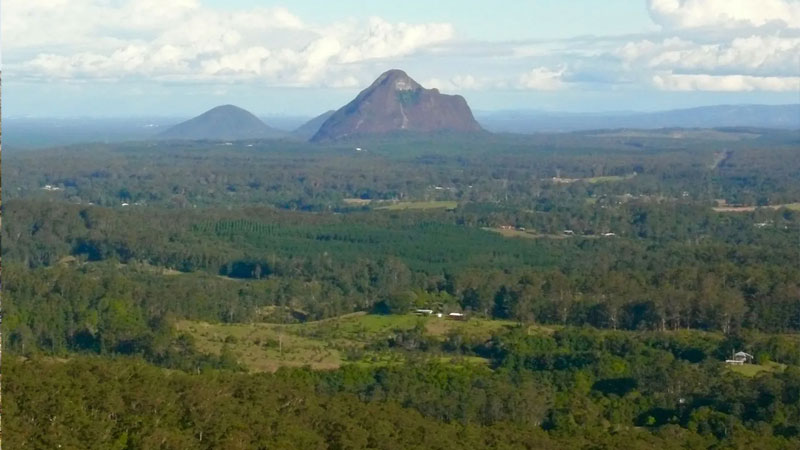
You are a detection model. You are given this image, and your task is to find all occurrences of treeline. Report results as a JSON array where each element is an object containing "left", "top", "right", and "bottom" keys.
[
  {"left": 346, "top": 328, "right": 800, "bottom": 438},
  {"left": 5, "top": 260, "right": 799, "bottom": 367},
  {"left": 1, "top": 264, "right": 241, "bottom": 371},
  {"left": 447, "top": 266, "right": 799, "bottom": 333},
  {"left": 5, "top": 199, "right": 797, "bottom": 272},
  {"left": 3, "top": 199, "right": 799, "bottom": 339},
  {"left": 5, "top": 332, "right": 800, "bottom": 450}
]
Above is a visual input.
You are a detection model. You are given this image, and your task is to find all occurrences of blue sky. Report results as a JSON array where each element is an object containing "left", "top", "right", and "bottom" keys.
[
  {"left": 203, "top": 1, "right": 658, "bottom": 41},
  {"left": 4, "top": 0, "right": 799, "bottom": 117}
]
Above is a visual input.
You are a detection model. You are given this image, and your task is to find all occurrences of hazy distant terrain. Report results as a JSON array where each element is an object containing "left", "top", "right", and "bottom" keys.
[
  {"left": 2, "top": 117, "right": 174, "bottom": 148},
  {"left": 158, "top": 105, "right": 287, "bottom": 141},
  {"left": 292, "top": 110, "right": 336, "bottom": 140},
  {"left": 476, "top": 104, "right": 800, "bottom": 133},
  {"left": 6, "top": 104, "right": 797, "bottom": 149}
]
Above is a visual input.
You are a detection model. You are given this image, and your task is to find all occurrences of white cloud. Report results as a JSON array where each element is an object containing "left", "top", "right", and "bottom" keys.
[
  {"left": 5, "top": 0, "right": 454, "bottom": 86},
  {"left": 518, "top": 67, "right": 568, "bottom": 90},
  {"left": 339, "top": 18, "right": 453, "bottom": 63},
  {"left": 618, "top": 35, "right": 800, "bottom": 76},
  {"left": 653, "top": 73, "right": 800, "bottom": 91},
  {"left": 424, "top": 75, "right": 485, "bottom": 92},
  {"left": 613, "top": 1, "right": 800, "bottom": 92},
  {"left": 328, "top": 75, "right": 362, "bottom": 89},
  {"left": 648, "top": 0, "right": 800, "bottom": 29},
  {"left": 5, "top": 0, "right": 798, "bottom": 97}
]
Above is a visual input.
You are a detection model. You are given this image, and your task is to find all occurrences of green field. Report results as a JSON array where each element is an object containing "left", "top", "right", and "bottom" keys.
[
  {"left": 342, "top": 198, "right": 373, "bottom": 206},
  {"left": 175, "top": 313, "right": 531, "bottom": 372},
  {"left": 375, "top": 200, "right": 458, "bottom": 211},
  {"left": 585, "top": 173, "right": 637, "bottom": 184},
  {"left": 713, "top": 202, "right": 800, "bottom": 213},
  {"left": 178, "top": 312, "right": 797, "bottom": 376},
  {"left": 727, "top": 361, "right": 787, "bottom": 377},
  {"left": 483, "top": 227, "right": 571, "bottom": 240}
]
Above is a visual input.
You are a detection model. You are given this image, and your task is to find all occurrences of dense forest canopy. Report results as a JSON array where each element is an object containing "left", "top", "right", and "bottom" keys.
[{"left": 3, "top": 129, "right": 799, "bottom": 448}]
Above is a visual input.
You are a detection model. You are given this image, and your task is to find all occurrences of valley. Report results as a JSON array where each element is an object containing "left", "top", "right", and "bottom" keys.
[
  {"left": 5, "top": 0, "right": 800, "bottom": 447},
  {"left": 3, "top": 73, "right": 799, "bottom": 450}
]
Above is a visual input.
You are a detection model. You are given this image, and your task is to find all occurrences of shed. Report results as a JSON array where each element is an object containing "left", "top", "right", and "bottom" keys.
[{"left": 725, "top": 351, "right": 754, "bottom": 365}]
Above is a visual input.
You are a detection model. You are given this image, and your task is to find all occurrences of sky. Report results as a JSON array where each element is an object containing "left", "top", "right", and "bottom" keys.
[{"left": 3, "top": 0, "right": 800, "bottom": 117}]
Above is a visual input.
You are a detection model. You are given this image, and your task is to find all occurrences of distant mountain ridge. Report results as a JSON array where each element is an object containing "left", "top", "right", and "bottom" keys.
[
  {"left": 476, "top": 104, "right": 800, "bottom": 133},
  {"left": 292, "top": 110, "right": 336, "bottom": 140},
  {"left": 311, "top": 70, "right": 482, "bottom": 142},
  {"left": 5, "top": 104, "right": 797, "bottom": 149},
  {"left": 159, "top": 105, "right": 284, "bottom": 140}
]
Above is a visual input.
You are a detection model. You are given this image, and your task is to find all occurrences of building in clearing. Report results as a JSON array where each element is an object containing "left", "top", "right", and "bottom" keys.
[
  {"left": 725, "top": 351, "right": 754, "bottom": 365},
  {"left": 414, "top": 309, "right": 434, "bottom": 316},
  {"left": 447, "top": 312, "right": 466, "bottom": 321}
]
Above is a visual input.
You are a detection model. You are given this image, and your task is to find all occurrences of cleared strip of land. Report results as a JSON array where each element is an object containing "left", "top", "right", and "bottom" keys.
[
  {"left": 482, "top": 227, "right": 571, "bottom": 240},
  {"left": 342, "top": 198, "right": 373, "bottom": 206},
  {"left": 551, "top": 173, "right": 636, "bottom": 184},
  {"left": 712, "top": 203, "right": 800, "bottom": 212},
  {"left": 375, "top": 201, "right": 458, "bottom": 211},
  {"left": 727, "top": 361, "right": 787, "bottom": 377}
]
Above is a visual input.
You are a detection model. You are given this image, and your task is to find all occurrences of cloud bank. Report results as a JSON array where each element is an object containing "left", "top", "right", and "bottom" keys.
[
  {"left": 4, "top": 0, "right": 799, "bottom": 95},
  {"left": 639, "top": 0, "right": 800, "bottom": 91},
  {"left": 647, "top": 0, "right": 800, "bottom": 29},
  {"left": 6, "top": 0, "right": 454, "bottom": 87}
]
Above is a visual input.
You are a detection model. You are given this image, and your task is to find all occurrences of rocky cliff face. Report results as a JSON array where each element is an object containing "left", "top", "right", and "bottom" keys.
[{"left": 311, "top": 70, "right": 482, "bottom": 142}]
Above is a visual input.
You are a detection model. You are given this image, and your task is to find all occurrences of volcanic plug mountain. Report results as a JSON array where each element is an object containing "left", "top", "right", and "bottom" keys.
[
  {"left": 311, "top": 70, "right": 482, "bottom": 142},
  {"left": 159, "top": 105, "right": 282, "bottom": 140}
]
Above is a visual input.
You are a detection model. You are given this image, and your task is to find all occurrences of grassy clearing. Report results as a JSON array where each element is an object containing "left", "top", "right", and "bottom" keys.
[
  {"left": 484, "top": 227, "right": 541, "bottom": 239},
  {"left": 437, "top": 356, "right": 491, "bottom": 366},
  {"left": 713, "top": 203, "right": 800, "bottom": 213},
  {"left": 552, "top": 174, "right": 636, "bottom": 184},
  {"left": 175, "top": 313, "right": 539, "bottom": 373},
  {"left": 483, "top": 227, "right": 572, "bottom": 240},
  {"left": 342, "top": 198, "right": 372, "bottom": 206},
  {"left": 175, "top": 320, "right": 343, "bottom": 372},
  {"left": 585, "top": 173, "right": 637, "bottom": 184},
  {"left": 375, "top": 201, "right": 458, "bottom": 211},
  {"left": 424, "top": 316, "right": 524, "bottom": 339},
  {"left": 728, "top": 362, "right": 787, "bottom": 377}
]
